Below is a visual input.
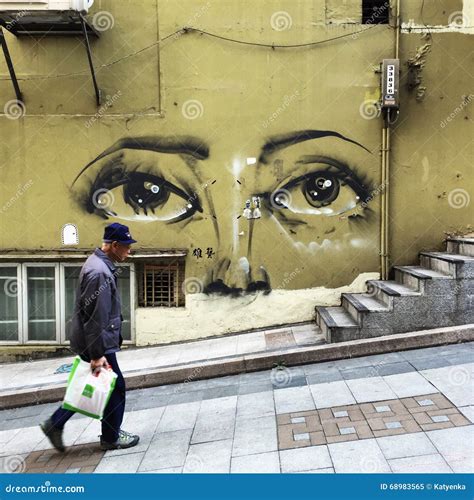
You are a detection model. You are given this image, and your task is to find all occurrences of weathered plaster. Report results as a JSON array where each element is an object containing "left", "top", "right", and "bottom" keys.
[
  {"left": 136, "top": 272, "right": 379, "bottom": 345},
  {"left": 406, "top": 43, "right": 432, "bottom": 101}
]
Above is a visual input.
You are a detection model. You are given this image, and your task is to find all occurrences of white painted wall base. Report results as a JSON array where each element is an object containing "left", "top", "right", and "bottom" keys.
[{"left": 135, "top": 272, "right": 379, "bottom": 345}]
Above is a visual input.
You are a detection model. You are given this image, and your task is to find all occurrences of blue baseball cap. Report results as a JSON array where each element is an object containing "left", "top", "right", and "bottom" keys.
[{"left": 103, "top": 223, "right": 137, "bottom": 244}]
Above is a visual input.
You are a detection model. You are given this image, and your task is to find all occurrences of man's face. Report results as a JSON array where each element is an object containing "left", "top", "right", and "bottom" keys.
[
  {"left": 75, "top": 130, "right": 378, "bottom": 293},
  {"left": 111, "top": 242, "right": 132, "bottom": 262}
]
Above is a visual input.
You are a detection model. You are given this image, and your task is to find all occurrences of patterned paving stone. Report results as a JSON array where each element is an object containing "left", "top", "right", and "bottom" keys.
[
  {"left": 366, "top": 414, "right": 421, "bottom": 437},
  {"left": 276, "top": 392, "right": 469, "bottom": 450},
  {"left": 411, "top": 408, "right": 470, "bottom": 431},
  {"left": 401, "top": 393, "right": 455, "bottom": 414},
  {"left": 277, "top": 410, "right": 325, "bottom": 449},
  {"left": 20, "top": 443, "right": 104, "bottom": 473},
  {"left": 360, "top": 399, "right": 408, "bottom": 418},
  {"left": 319, "top": 405, "right": 365, "bottom": 423},
  {"left": 324, "top": 419, "right": 374, "bottom": 444}
]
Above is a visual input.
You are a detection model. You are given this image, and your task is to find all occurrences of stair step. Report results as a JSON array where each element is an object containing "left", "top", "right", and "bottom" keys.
[
  {"left": 317, "top": 306, "right": 358, "bottom": 328},
  {"left": 420, "top": 251, "right": 474, "bottom": 263},
  {"left": 342, "top": 293, "right": 389, "bottom": 312},
  {"left": 367, "top": 280, "right": 421, "bottom": 296},
  {"left": 447, "top": 237, "right": 474, "bottom": 243},
  {"left": 420, "top": 251, "right": 474, "bottom": 278},
  {"left": 446, "top": 237, "right": 474, "bottom": 258},
  {"left": 393, "top": 265, "right": 452, "bottom": 279}
]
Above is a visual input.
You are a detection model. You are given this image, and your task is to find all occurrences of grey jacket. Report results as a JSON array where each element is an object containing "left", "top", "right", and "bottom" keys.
[{"left": 70, "top": 248, "right": 123, "bottom": 360}]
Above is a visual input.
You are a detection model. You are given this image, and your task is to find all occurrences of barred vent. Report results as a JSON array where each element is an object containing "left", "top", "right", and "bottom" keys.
[{"left": 138, "top": 260, "right": 185, "bottom": 307}]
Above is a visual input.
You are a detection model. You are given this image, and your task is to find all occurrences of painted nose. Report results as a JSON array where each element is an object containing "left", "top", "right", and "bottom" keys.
[{"left": 204, "top": 202, "right": 271, "bottom": 294}]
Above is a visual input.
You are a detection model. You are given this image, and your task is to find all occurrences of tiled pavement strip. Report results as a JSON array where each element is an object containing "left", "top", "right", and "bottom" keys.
[
  {"left": 0, "top": 342, "right": 472, "bottom": 474},
  {"left": 0, "top": 323, "right": 324, "bottom": 394}
]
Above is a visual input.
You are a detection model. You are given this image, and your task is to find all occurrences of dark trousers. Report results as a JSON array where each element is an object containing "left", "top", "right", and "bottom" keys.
[{"left": 50, "top": 352, "right": 126, "bottom": 443}]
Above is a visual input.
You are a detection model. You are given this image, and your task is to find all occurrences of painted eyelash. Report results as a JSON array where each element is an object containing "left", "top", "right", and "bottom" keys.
[
  {"left": 81, "top": 162, "right": 202, "bottom": 220},
  {"left": 259, "top": 157, "right": 374, "bottom": 227},
  {"left": 290, "top": 157, "right": 373, "bottom": 204}
]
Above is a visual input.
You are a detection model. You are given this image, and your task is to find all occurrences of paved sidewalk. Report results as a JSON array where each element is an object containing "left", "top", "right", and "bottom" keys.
[
  {"left": 0, "top": 342, "right": 472, "bottom": 473},
  {"left": 0, "top": 323, "right": 323, "bottom": 397}
]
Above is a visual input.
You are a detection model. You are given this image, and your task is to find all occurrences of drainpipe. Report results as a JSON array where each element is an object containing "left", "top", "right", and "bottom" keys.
[
  {"left": 380, "top": 125, "right": 388, "bottom": 280},
  {"left": 380, "top": 0, "right": 400, "bottom": 280}
]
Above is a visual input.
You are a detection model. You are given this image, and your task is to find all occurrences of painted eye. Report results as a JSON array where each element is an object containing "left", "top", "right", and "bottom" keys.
[
  {"left": 304, "top": 172, "right": 340, "bottom": 208},
  {"left": 271, "top": 165, "right": 370, "bottom": 217},
  {"left": 87, "top": 170, "right": 201, "bottom": 223},
  {"left": 124, "top": 175, "right": 170, "bottom": 214}
]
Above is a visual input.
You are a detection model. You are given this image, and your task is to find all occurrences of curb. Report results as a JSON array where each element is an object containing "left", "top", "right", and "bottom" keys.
[{"left": 1, "top": 324, "right": 473, "bottom": 410}]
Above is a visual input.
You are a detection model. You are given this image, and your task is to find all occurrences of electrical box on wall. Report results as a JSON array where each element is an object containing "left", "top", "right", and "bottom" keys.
[{"left": 381, "top": 59, "right": 400, "bottom": 109}]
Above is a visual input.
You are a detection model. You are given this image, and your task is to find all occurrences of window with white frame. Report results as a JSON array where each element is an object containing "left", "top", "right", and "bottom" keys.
[
  {"left": 0, "top": 265, "right": 20, "bottom": 342},
  {"left": 25, "top": 264, "right": 59, "bottom": 342},
  {"left": 63, "top": 265, "right": 81, "bottom": 342},
  {"left": 0, "top": 262, "right": 134, "bottom": 344}
]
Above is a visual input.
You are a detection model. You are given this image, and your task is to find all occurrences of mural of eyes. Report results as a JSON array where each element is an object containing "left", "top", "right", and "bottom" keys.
[
  {"left": 268, "top": 158, "right": 371, "bottom": 217},
  {"left": 86, "top": 167, "right": 203, "bottom": 222}
]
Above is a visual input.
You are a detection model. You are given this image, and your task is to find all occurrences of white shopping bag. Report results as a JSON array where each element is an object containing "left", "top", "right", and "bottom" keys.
[{"left": 62, "top": 356, "right": 117, "bottom": 419}]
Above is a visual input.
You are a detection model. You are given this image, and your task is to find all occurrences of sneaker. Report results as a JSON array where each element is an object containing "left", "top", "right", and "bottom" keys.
[
  {"left": 40, "top": 418, "right": 65, "bottom": 453},
  {"left": 100, "top": 429, "right": 140, "bottom": 450}
]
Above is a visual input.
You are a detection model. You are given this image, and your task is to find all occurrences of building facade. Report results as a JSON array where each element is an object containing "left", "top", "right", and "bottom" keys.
[{"left": 0, "top": 0, "right": 472, "bottom": 351}]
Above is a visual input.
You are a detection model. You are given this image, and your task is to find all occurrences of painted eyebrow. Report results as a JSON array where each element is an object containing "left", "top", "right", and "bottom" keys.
[
  {"left": 258, "top": 129, "right": 371, "bottom": 164},
  {"left": 71, "top": 135, "right": 209, "bottom": 186}
]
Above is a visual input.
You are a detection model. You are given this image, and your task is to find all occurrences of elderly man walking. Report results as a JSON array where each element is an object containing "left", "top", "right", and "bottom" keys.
[{"left": 41, "top": 223, "right": 139, "bottom": 452}]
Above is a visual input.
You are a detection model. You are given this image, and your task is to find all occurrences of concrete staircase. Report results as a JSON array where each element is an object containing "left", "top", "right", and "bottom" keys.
[{"left": 316, "top": 237, "right": 474, "bottom": 343}]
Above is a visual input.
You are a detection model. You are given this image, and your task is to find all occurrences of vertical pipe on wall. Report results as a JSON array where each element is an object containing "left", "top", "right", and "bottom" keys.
[
  {"left": 380, "top": 0, "right": 401, "bottom": 280},
  {"left": 155, "top": 0, "right": 162, "bottom": 113},
  {"left": 395, "top": 0, "right": 401, "bottom": 59},
  {"left": 380, "top": 125, "right": 387, "bottom": 279}
]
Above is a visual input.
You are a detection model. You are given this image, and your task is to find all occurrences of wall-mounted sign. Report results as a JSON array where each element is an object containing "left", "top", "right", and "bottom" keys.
[{"left": 381, "top": 59, "right": 400, "bottom": 109}]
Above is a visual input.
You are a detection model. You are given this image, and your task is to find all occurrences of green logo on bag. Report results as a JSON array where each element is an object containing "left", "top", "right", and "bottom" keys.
[{"left": 82, "top": 384, "right": 95, "bottom": 398}]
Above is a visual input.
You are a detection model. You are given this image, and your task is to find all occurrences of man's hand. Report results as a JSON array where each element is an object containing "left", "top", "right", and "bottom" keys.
[{"left": 91, "top": 356, "right": 108, "bottom": 370}]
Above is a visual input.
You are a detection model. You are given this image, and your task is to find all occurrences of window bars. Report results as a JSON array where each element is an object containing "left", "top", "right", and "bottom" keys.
[{"left": 139, "top": 260, "right": 185, "bottom": 307}]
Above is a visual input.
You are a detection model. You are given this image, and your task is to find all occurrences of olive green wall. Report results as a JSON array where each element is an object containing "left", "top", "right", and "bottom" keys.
[{"left": 0, "top": 0, "right": 472, "bottom": 341}]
